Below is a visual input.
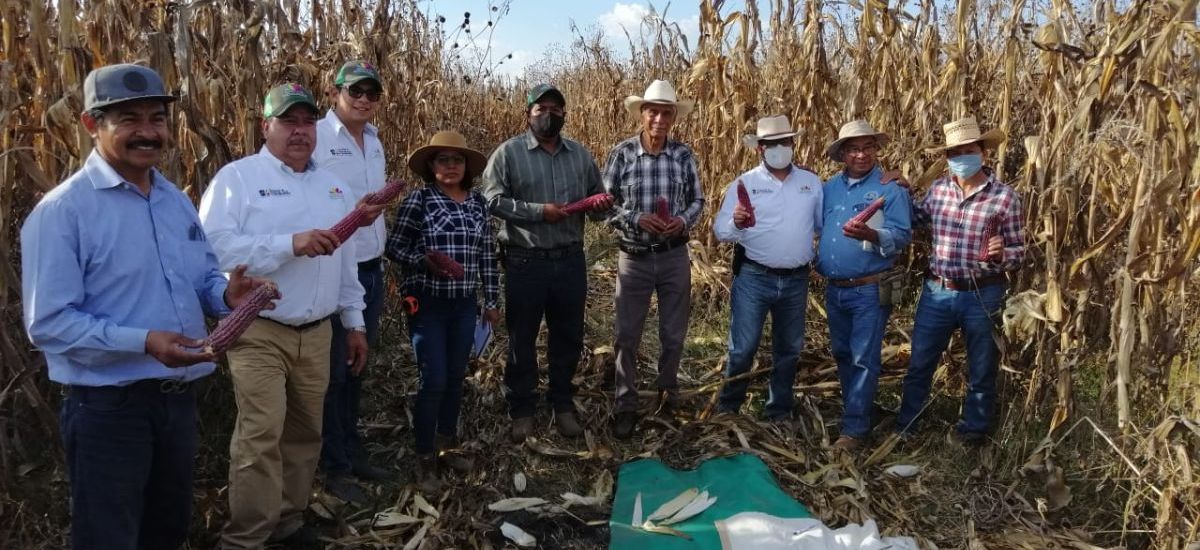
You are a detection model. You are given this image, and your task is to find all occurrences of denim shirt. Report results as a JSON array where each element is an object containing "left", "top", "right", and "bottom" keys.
[{"left": 816, "top": 166, "right": 913, "bottom": 280}]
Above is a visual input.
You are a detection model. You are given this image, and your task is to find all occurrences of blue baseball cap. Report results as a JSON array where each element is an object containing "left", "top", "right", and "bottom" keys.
[{"left": 83, "top": 64, "right": 176, "bottom": 111}]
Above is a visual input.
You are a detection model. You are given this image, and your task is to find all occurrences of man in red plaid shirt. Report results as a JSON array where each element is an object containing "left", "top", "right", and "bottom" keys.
[{"left": 895, "top": 116, "right": 1026, "bottom": 446}]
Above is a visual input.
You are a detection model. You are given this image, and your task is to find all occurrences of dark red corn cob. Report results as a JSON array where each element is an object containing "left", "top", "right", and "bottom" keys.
[
  {"left": 203, "top": 282, "right": 281, "bottom": 353},
  {"left": 562, "top": 193, "right": 612, "bottom": 215},
  {"left": 979, "top": 217, "right": 1001, "bottom": 262},
  {"left": 655, "top": 196, "right": 671, "bottom": 222},
  {"left": 844, "top": 197, "right": 885, "bottom": 230},
  {"left": 329, "top": 179, "right": 408, "bottom": 242},
  {"left": 427, "top": 249, "right": 465, "bottom": 280},
  {"left": 736, "top": 180, "right": 756, "bottom": 228}
]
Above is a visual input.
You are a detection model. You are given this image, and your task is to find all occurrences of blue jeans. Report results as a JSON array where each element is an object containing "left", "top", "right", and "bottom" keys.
[
  {"left": 718, "top": 263, "right": 810, "bottom": 419},
  {"left": 321, "top": 262, "right": 385, "bottom": 475},
  {"left": 503, "top": 250, "right": 587, "bottom": 417},
  {"left": 897, "top": 279, "right": 1005, "bottom": 435},
  {"left": 826, "top": 283, "right": 891, "bottom": 439},
  {"left": 60, "top": 381, "right": 199, "bottom": 550},
  {"left": 409, "top": 294, "right": 476, "bottom": 454}
]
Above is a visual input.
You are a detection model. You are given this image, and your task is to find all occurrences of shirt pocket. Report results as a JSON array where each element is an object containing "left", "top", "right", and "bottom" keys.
[{"left": 425, "top": 203, "right": 459, "bottom": 235}]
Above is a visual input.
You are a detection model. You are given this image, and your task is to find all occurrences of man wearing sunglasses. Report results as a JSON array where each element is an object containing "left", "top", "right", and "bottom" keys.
[{"left": 313, "top": 60, "right": 389, "bottom": 503}]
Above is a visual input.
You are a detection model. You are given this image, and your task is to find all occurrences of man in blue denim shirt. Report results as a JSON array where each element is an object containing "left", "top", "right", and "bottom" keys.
[
  {"left": 20, "top": 64, "right": 270, "bottom": 550},
  {"left": 816, "top": 120, "right": 912, "bottom": 451}
]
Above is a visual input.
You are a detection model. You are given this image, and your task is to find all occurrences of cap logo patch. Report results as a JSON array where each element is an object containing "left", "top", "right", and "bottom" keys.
[{"left": 123, "top": 71, "right": 148, "bottom": 92}]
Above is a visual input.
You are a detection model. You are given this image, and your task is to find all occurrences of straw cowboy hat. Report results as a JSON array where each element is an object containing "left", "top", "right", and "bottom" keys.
[
  {"left": 925, "top": 116, "right": 1006, "bottom": 154},
  {"left": 623, "top": 80, "right": 694, "bottom": 118},
  {"left": 741, "top": 115, "right": 797, "bottom": 150},
  {"left": 407, "top": 131, "right": 487, "bottom": 182},
  {"left": 826, "top": 119, "right": 890, "bottom": 161}
]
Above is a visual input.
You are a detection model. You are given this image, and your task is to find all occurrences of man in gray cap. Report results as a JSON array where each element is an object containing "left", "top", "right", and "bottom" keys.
[
  {"left": 481, "top": 84, "right": 612, "bottom": 443},
  {"left": 21, "top": 63, "right": 272, "bottom": 549}
]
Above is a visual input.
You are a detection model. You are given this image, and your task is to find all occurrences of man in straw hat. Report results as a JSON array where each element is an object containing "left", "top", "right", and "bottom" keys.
[
  {"left": 481, "top": 84, "right": 613, "bottom": 443},
  {"left": 713, "top": 115, "right": 823, "bottom": 423},
  {"left": 603, "top": 79, "right": 703, "bottom": 439},
  {"left": 21, "top": 63, "right": 273, "bottom": 550},
  {"left": 895, "top": 116, "right": 1025, "bottom": 446},
  {"left": 817, "top": 120, "right": 913, "bottom": 451},
  {"left": 314, "top": 59, "right": 390, "bottom": 503},
  {"left": 200, "top": 83, "right": 383, "bottom": 548}
]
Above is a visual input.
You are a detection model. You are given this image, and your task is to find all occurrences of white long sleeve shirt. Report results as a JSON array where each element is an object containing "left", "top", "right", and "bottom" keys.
[
  {"left": 714, "top": 164, "right": 823, "bottom": 269},
  {"left": 314, "top": 110, "right": 387, "bottom": 262},
  {"left": 199, "top": 147, "right": 365, "bottom": 328}
]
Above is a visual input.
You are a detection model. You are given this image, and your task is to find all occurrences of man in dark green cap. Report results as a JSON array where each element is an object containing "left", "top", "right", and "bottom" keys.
[
  {"left": 481, "top": 84, "right": 613, "bottom": 443},
  {"left": 315, "top": 60, "right": 389, "bottom": 502},
  {"left": 199, "top": 82, "right": 383, "bottom": 549}
]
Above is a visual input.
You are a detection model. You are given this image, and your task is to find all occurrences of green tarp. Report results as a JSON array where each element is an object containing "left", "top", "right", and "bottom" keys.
[{"left": 609, "top": 453, "right": 811, "bottom": 549}]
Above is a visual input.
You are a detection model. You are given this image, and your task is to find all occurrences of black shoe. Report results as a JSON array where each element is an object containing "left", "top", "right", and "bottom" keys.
[
  {"left": 274, "top": 524, "right": 320, "bottom": 549},
  {"left": 326, "top": 474, "right": 368, "bottom": 504},
  {"left": 352, "top": 460, "right": 390, "bottom": 482},
  {"left": 613, "top": 411, "right": 638, "bottom": 439}
]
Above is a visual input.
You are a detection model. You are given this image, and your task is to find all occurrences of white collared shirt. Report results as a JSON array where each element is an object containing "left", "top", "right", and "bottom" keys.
[
  {"left": 199, "top": 147, "right": 365, "bottom": 328},
  {"left": 714, "top": 164, "right": 823, "bottom": 268},
  {"left": 314, "top": 110, "right": 387, "bottom": 262}
]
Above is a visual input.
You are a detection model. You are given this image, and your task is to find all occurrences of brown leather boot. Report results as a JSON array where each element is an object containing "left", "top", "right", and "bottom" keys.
[
  {"left": 435, "top": 434, "right": 474, "bottom": 474},
  {"left": 414, "top": 453, "right": 442, "bottom": 494}
]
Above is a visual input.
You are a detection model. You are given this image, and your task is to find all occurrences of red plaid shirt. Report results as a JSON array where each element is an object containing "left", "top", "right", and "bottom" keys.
[{"left": 914, "top": 168, "right": 1025, "bottom": 280}]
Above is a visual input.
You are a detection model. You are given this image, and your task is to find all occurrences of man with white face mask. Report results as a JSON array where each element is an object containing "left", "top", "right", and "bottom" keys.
[
  {"left": 713, "top": 115, "right": 823, "bottom": 423},
  {"left": 895, "top": 116, "right": 1025, "bottom": 447}
]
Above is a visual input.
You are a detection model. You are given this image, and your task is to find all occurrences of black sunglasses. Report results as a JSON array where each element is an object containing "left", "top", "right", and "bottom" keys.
[{"left": 342, "top": 86, "right": 382, "bottom": 102}]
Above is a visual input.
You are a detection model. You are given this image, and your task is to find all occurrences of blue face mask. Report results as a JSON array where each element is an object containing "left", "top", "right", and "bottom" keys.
[{"left": 947, "top": 153, "right": 983, "bottom": 178}]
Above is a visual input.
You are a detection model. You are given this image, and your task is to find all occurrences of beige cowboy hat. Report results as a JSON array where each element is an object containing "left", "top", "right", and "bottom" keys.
[
  {"left": 623, "top": 80, "right": 694, "bottom": 118},
  {"left": 826, "top": 119, "right": 890, "bottom": 161},
  {"left": 924, "top": 116, "right": 1006, "bottom": 154},
  {"left": 741, "top": 115, "right": 797, "bottom": 150},
  {"left": 407, "top": 131, "right": 487, "bottom": 182}
]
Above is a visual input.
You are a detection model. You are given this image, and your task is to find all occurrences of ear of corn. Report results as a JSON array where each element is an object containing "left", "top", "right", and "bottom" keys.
[
  {"left": 735, "top": 181, "right": 756, "bottom": 227},
  {"left": 330, "top": 179, "right": 408, "bottom": 242},
  {"left": 426, "top": 249, "right": 464, "bottom": 280},
  {"left": 203, "top": 282, "right": 281, "bottom": 354},
  {"left": 845, "top": 197, "right": 885, "bottom": 229},
  {"left": 655, "top": 196, "right": 671, "bottom": 222},
  {"left": 561, "top": 193, "right": 612, "bottom": 215}
]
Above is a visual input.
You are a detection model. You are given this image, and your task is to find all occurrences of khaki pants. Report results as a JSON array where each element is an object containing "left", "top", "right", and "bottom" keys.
[{"left": 221, "top": 318, "right": 331, "bottom": 549}]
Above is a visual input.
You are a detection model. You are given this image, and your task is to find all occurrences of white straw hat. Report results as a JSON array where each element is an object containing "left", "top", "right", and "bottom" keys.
[
  {"left": 741, "top": 115, "right": 797, "bottom": 149},
  {"left": 925, "top": 116, "right": 1006, "bottom": 154},
  {"left": 623, "top": 80, "right": 694, "bottom": 118}
]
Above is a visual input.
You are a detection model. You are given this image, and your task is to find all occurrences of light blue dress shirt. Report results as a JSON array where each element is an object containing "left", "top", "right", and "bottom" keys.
[
  {"left": 816, "top": 165, "right": 913, "bottom": 280},
  {"left": 21, "top": 151, "right": 231, "bottom": 386}
]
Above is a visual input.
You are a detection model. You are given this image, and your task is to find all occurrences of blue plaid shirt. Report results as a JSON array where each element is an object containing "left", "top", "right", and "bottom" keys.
[
  {"left": 385, "top": 185, "right": 500, "bottom": 309},
  {"left": 603, "top": 135, "right": 704, "bottom": 244}
]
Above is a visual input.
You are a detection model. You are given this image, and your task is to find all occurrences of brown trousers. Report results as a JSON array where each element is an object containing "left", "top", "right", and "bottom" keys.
[
  {"left": 613, "top": 246, "right": 691, "bottom": 413},
  {"left": 221, "top": 318, "right": 331, "bottom": 549}
]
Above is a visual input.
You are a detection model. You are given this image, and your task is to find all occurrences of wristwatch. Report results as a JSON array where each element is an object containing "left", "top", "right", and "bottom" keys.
[{"left": 349, "top": 326, "right": 367, "bottom": 333}]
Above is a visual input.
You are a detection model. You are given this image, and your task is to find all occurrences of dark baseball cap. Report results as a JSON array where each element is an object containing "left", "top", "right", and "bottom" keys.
[
  {"left": 262, "top": 83, "right": 318, "bottom": 118},
  {"left": 335, "top": 61, "right": 382, "bottom": 87},
  {"left": 526, "top": 83, "right": 565, "bottom": 108},
  {"left": 83, "top": 64, "right": 176, "bottom": 111}
]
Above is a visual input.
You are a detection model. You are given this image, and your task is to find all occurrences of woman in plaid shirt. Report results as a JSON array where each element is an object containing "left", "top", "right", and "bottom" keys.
[
  {"left": 385, "top": 131, "right": 501, "bottom": 492},
  {"left": 895, "top": 117, "right": 1026, "bottom": 446}
]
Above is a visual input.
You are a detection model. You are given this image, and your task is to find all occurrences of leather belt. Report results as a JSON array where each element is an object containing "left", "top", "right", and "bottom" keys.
[
  {"left": 828, "top": 272, "right": 887, "bottom": 288},
  {"left": 68, "top": 378, "right": 193, "bottom": 397},
  {"left": 744, "top": 258, "right": 809, "bottom": 277},
  {"left": 504, "top": 244, "right": 583, "bottom": 260},
  {"left": 619, "top": 237, "right": 688, "bottom": 256},
  {"left": 258, "top": 316, "right": 325, "bottom": 331},
  {"left": 927, "top": 273, "right": 1006, "bottom": 291},
  {"left": 358, "top": 257, "right": 382, "bottom": 272}
]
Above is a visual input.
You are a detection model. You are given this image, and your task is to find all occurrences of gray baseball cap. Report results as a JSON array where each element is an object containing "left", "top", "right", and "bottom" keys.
[{"left": 84, "top": 64, "right": 176, "bottom": 111}]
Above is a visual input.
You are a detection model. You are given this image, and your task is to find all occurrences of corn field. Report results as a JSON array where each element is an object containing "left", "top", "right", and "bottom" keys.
[{"left": 1, "top": 0, "right": 1198, "bottom": 548}]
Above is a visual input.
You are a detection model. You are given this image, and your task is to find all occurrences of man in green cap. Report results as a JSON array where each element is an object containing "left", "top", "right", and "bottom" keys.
[
  {"left": 481, "top": 84, "right": 612, "bottom": 443},
  {"left": 314, "top": 60, "right": 389, "bottom": 502},
  {"left": 199, "top": 82, "right": 384, "bottom": 549}
]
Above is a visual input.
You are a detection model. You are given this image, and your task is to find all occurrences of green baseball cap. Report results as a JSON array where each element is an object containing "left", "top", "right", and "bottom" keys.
[
  {"left": 526, "top": 83, "right": 565, "bottom": 108},
  {"left": 262, "top": 83, "right": 318, "bottom": 118},
  {"left": 335, "top": 60, "right": 382, "bottom": 87}
]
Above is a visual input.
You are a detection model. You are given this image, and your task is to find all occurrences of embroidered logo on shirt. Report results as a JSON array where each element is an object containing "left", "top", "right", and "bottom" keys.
[
  {"left": 258, "top": 188, "right": 291, "bottom": 197},
  {"left": 798, "top": 185, "right": 813, "bottom": 193},
  {"left": 329, "top": 186, "right": 345, "bottom": 199},
  {"left": 371, "top": 148, "right": 384, "bottom": 158},
  {"left": 864, "top": 191, "right": 879, "bottom": 200},
  {"left": 329, "top": 147, "right": 354, "bottom": 157},
  {"left": 751, "top": 188, "right": 775, "bottom": 195}
]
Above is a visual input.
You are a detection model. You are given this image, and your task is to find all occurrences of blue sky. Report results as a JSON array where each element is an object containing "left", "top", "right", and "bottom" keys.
[{"left": 418, "top": 0, "right": 708, "bottom": 78}]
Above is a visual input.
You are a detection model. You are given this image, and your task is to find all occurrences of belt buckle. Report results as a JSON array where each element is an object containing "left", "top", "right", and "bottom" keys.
[{"left": 159, "top": 379, "right": 188, "bottom": 394}]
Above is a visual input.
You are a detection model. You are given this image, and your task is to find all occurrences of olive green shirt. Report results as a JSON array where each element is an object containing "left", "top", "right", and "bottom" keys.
[{"left": 481, "top": 130, "right": 604, "bottom": 249}]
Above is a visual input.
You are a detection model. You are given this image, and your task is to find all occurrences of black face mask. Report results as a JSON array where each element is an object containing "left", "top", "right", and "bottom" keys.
[{"left": 530, "top": 112, "right": 565, "bottom": 138}]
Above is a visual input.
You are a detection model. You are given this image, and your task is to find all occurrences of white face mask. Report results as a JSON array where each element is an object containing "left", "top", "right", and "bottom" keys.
[{"left": 764, "top": 145, "right": 793, "bottom": 170}]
